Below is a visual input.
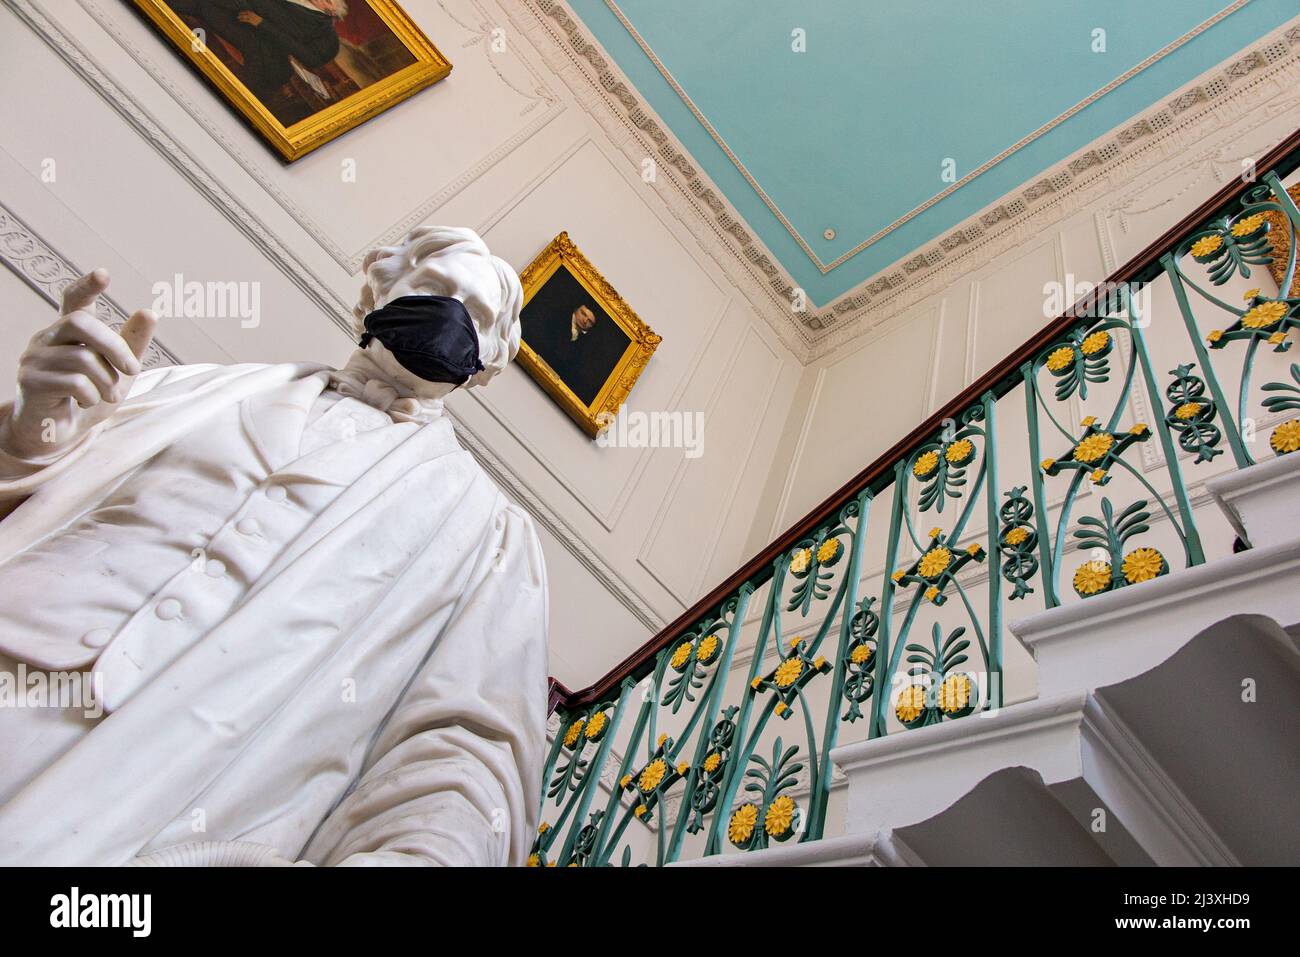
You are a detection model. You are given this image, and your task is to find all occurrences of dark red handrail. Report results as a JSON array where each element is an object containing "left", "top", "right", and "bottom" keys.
[{"left": 549, "top": 126, "right": 1300, "bottom": 714}]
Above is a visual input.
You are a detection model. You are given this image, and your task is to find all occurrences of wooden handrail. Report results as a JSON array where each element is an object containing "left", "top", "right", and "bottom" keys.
[{"left": 548, "top": 126, "right": 1300, "bottom": 713}]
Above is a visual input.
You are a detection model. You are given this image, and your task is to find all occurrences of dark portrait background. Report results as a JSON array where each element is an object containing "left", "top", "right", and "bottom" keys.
[
  {"left": 522, "top": 265, "right": 632, "bottom": 408},
  {"left": 165, "top": 0, "right": 416, "bottom": 126}
]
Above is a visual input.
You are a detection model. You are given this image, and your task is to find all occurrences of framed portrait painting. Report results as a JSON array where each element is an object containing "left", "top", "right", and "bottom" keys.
[
  {"left": 518, "top": 233, "right": 662, "bottom": 438},
  {"left": 130, "top": 0, "right": 452, "bottom": 161}
]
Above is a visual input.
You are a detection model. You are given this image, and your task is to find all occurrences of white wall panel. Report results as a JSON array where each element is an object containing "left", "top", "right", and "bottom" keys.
[
  {"left": 969, "top": 237, "right": 1061, "bottom": 383},
  {"left": 638, "top": 321, "right": 782, "bottom": 601},
  {"left": 777, "top": 308, "right": 938, "bottom": 525}
]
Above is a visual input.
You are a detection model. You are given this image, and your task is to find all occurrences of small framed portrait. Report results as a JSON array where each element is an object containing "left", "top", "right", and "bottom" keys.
[
  {"left": 129, "top": 0, "right": 452, "bottom": 161},
  {"left": 518, "top": 232, "right": 662, "bottom": 438}
]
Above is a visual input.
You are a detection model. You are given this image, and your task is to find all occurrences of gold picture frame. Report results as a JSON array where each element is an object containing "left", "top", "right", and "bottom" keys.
[
  {"left": 1265, "top": 183, "right": 1300, "bottom": 299},
  {"left": 130, "top": 0, "right": 452, "bottom": 162},
  {"left": 518, "top": 232, "right": 662, "bottom": 438}
]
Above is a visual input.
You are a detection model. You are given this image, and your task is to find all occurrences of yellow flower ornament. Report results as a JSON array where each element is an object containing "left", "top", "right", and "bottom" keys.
[
  {"left": 1073, "top": 560, "right": 1111, "bottom": 597},
  {"left": 1230, "top": 213, "right": 1266, "bottom": 238},
  {"left": 1241, "top": 301, "right": 1288, "bottom": 330},
  {"left": 945, "top": 438, "right": 974, "bottom": 465},
  {"left": 696, "top": 634, "right": 720, "bottom": 663},
  {"left": 1073, "top": 432, "right": 1114, "bottom": 464},
  {"left": 1271, "top": 419, "right": 1300, "bottom": 455},
  {"left": 764, "top": 795, "right": 797, "bottom": 839},
  {"left": 1080, "top": 330, "right": 1110, "bottom": 356},
  {"left": 917, "top": 546, "right": 952, "bottom": 579},
  {"left": 1045, "top": 347, "right": 1075, "bottom": 373},
  {"left": 774, "top": 657, "right": 804, "bottom": 688},
  {"left": 1122, "top": 547, "right": 1165, "bottom": 584},
  {"left": 1190, "top": 234, "right": 1224, "bottom": 259},
  {"left": 728, "top": 803, "right": 759, "bottom": 846},
  {"left": 938, "top": 674, "right": 973, "bottom": 716},
  {"left": 638, "top": 758, "right": 667, "bottom": 793},
  {"left": 895, "top": 685, "right": 926, "bottom": 724},
  {"left": 912, "top": 450, "right": 940, "bottom": 478}
]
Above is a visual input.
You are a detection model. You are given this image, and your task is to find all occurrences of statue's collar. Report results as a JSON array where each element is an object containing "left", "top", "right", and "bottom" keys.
[{"left": 328, "top": 349, "right": 447, "bottom": 424}]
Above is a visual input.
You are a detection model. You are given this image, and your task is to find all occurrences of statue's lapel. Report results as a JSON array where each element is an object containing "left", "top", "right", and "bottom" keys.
[{"left": 238, "top": 373, "right": 328, "bottom": 472}]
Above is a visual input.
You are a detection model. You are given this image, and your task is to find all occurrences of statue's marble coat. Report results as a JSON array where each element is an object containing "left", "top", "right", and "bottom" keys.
[{"left": 0, "top": 361, "right": 547, "bottom": 866}]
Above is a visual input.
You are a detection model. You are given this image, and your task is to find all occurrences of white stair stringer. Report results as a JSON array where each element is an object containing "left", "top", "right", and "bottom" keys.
[{"left": 680, "top": 614, "right": 1298, "bottom": 866}]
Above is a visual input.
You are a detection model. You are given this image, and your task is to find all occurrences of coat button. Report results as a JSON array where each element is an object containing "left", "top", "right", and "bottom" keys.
[
  {"left": 236, "top": 518, "right": 261, "bottom": 536},
  {"left": 156, "top": 598, "right": 183, "bottom": 621},
  {"left": 81, "top": 628, "right": 113, "bottom": 648},
  {"left": 264, "top": 484, "right": 287, "bottom": 503},
  {"left": 204, "top": 558, "right": 227, "bottom": 579}
]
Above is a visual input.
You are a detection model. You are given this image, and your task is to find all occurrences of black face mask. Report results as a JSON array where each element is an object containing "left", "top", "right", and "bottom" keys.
[{"left": 358, "top": 295, "right": 484, "bottom": 385}]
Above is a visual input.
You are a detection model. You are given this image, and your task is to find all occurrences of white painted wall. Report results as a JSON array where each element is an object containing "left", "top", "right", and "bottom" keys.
[{"left": 0, "top": 0, "right": 804, "bottom": 689}]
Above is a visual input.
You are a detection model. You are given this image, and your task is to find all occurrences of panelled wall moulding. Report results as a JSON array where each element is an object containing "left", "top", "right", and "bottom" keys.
[
  {"left": 3, "top": 0, "right": 673, "bottom": 635},
  {"left": 75, "top": 0, "right": 565, "bottom": 272}
]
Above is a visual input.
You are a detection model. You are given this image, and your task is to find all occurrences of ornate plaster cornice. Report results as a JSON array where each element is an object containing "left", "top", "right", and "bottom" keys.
[
  {"left": 601, "top": 0, "right": 1252, "bottom": 275},
  {"left": 513, "top": 3, "right": 1300, "bottom": 361}
]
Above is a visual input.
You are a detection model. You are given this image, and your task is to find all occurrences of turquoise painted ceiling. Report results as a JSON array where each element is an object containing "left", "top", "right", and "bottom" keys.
[{"left": 567, "top": 0, "right": 1297, "bottom": 304}]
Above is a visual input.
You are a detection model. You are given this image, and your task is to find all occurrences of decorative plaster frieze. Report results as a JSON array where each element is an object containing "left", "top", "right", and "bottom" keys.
[
  {"left": 505, "top": 0, "right": 817, "bottom": 361},
  {"left": 600, "top": 0, "right": 1254, "bottom": 277},
  {"left": 5, "top": 0, "right": 355, "bottom": 335},
  {"left": 0, "top": 201, "right": 179, "bottom": 369},
  {"left": 512, "top": 3, "right": 1300, "bottom": 361}
]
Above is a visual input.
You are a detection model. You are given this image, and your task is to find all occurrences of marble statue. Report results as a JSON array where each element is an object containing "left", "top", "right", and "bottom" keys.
[{"left": 0, "top": 226, "right": 548, "bottom": 866}]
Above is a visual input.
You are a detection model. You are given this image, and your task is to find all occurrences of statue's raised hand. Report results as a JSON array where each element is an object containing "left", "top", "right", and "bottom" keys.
[{"left": 5, "top": 269, "right": 156, "bottom": 459}]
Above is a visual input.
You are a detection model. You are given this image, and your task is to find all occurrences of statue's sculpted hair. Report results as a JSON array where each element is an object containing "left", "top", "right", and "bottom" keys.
[{"left": 355, "top": 226, "right": 522, "bottom": 388}]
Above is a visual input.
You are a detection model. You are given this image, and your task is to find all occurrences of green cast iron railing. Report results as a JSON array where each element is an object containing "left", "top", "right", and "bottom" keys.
[{"left": 530, "top": 129, "right": 1300, "bottom": 867}]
